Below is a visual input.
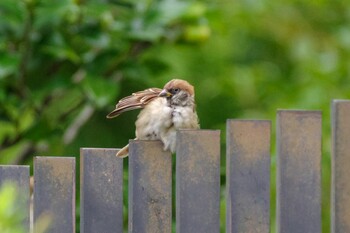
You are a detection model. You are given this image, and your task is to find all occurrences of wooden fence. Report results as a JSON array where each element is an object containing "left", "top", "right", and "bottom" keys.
[{"left": 1, "top": 100, "right": 350, "bottom": 233}]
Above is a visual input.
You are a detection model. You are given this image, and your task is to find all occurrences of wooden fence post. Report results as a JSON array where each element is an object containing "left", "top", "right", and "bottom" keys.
[
  {"left": 34, "top": 157, "right": 76, "bottom": 233},
  {"left": 0, "top": 165, "right": 30, "bottom": 232},
  {"left": 332, "top": 100, "right": 350, "bottom": 233},
  {"left": 176, "top": 130, "right": 221, "bottom": 233},
  {"left": 128, "top": 140, "right": 172, "bottom": 233},
  {"left": 80, "top": 148, "right": 124, "bottom": 233},
  {"left": 277, "top": 110, "right": 322, "bottom": 233},
  {"left": 226, "top": 120, "right": 271, "bottom": 233}
]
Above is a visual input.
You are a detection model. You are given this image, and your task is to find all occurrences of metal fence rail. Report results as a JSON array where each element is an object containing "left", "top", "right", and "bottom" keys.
[
  {"left": 0, "top": 100, "right": 349, "bottom": 233},
  {"left": 226, "top": 120, "right": 270, "bottom": 233},
  {"left": 277, "top": 110, "right": 322, "bottom": 233},
  {"left": 34, "top": 157, "right": 76, "bottom": 233},
  {"left": 332, "top": 100, "right": 350, "bottom": 233},
  {"left": 80, "top": 148, "right": 123, "bottom": 233}
]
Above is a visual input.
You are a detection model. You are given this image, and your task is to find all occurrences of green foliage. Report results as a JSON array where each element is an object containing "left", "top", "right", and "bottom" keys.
[
  {"left": 0, "top": 183, "right": 26, "bottom": 233},
  {"left": 1, "top": 0, "right": 350, "bottom": 232},
  {"left": 0, "top": 0, "right": 208, "bottom": 163},
  {"left": 150, "top": 1, "right": 350, "bottom": 232},
  {"left": 0, "top": 183, "right": 51, "bottom": 233}
]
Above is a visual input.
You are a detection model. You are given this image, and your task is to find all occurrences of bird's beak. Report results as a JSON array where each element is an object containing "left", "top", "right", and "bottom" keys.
[{"left": 159, "top": 89, "right": 172, "bottom": 97}]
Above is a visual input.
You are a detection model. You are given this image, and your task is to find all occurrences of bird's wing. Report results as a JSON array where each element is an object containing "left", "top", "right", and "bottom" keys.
[{"left": 106, "top": 88, "right": 162, "bottom": 118}]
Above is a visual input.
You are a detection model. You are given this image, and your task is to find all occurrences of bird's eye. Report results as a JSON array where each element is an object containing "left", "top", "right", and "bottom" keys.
[{"left": 169, "top": 88, "right": 180, "bottom": 95}]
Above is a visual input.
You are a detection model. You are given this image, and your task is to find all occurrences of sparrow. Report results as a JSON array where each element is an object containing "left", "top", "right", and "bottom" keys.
[{"left": 107, "top": 79, "right": 200, "bottom": 157}]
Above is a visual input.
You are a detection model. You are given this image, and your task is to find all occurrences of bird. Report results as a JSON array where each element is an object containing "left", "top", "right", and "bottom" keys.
[{"left": 107, "top": 79, "right": 200, "bottom": 157}]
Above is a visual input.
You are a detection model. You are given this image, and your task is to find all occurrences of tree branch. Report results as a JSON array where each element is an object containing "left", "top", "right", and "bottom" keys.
[
  {"left": 17, "top": 2, "right": 35, "bottom": 98},
  {"left": 63, "top": 104, "right": 95, "bottom": 145}
]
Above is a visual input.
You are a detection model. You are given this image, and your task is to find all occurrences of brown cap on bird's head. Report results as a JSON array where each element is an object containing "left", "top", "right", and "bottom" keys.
[{"left": 163, "top": 79, "right": 195, "bottom": 96}]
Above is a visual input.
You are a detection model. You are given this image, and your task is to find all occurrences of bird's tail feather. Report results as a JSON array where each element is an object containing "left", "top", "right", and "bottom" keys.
[{"left": 116, "top": 144, "right": 129, "bottom": 158}]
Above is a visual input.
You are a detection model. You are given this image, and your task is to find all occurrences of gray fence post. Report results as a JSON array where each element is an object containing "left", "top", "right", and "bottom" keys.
[
  {"left": 34, "top": 157, "right": 76, "bottom": 233},
  {"left": 80, "top": 148, "right": 124, "bottom": 233},
  {"left": 332, "top": 100, "right": 350, "bottom": 233},
  {"left": 226, "top": 120, "right": 271, "bottom": 233},
  {"left": 0, "top": 165, "right": 30, "bottom": 232},
  {"left": 128, "top": 140, "right": 172, "bottom": 233},
  {"left": 277, "top": 110, "right": 322, "bottom": 233},
  {"left": 176, "top": 130, "right": 221, "bottom": 233}
]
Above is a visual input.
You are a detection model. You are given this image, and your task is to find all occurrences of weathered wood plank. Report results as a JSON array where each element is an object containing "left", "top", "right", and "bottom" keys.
[
  {"left": 34, "top": 157, "right": 76, "bottom": 233},
  {"left": 80, "top": 148, "right": 123, "bottom": 233},
  {"left": 277, "top": 110, "right": 321, "bottom": 233},
  {"left": 128, "top": 140, "right": 172, "bottom": 233},
  {"left": 0, "top": 165, "right": 30, "bottom": 232},
  {"left": 332, "top": 100, "right": 350, "bottom": 233},
  {"left": 226, "top": 120, "right": 271, "bottom": 233},
  {"left": 176, "top": 130, "right": 221, "bottom": 233}
]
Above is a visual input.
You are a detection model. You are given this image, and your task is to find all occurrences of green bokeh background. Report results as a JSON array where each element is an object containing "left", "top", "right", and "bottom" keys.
[{"left": 1, "top": 0, "right": 350, "bottom": 232}]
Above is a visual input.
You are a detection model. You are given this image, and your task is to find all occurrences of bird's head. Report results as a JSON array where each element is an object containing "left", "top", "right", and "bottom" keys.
[{"left": 158, "top": 79, "right": 195, "bottom": 106}]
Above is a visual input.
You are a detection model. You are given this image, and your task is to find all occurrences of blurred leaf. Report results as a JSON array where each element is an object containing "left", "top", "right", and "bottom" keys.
[
  {"left": 42, "top": 45, "right": 81, "bottom": 63},
  {"left": 82, "top": 76, "right": 119, "bottom": 108},
  {"left": 0, "top": 183, "right": 26, "bottom": 233},
  {"left": 42, "top": 87, "right": 84, "bottom": 125},
  {"left": 35, "top": 0, "right": 76, "bottom": 28},
  {"left": 0, "top": 0, "right": 25, "bottom": 36},
  {"left": 128, "top": 0, "right": 191, "bottom": 41},
  {"left": 154, "top": 0, "right": 189, "bottom": 25},
  {"left": 0, "top": 121, "right": 16, "bottom": 142},
  {"left": 183, "top": 23, "right": 210, "bottom": 42},
  {"left": 0, "top": 54, "right": 20, "bottom": 79},
  {"left": 183, "top": 2, "right": 207, "bottom": 20},
  {"left": 34, "top": 213, "right": 52, "bottom": 233},
  {"left": 22, "top": 118, "right": 55, "bottom": 142}
]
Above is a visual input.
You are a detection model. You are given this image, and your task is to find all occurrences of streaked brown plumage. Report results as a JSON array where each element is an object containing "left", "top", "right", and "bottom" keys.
[
  {"left": 106, "top": 88, "right": 162, "bottom": 118},
  {"left": 107, "top": 79, "right": 199, "bottom": 157}
]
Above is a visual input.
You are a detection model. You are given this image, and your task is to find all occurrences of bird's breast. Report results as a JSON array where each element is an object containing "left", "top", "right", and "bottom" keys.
[
  {"left": 172, "top": 106, "right": 199, "bottom": 129},
  {"left": 135, "top": 98, "right": 173, "bottom": 140}
]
